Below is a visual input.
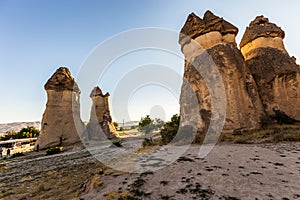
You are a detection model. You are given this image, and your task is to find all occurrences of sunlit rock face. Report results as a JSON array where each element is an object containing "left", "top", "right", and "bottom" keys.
[
  {"left": 86, "top": 86, "right": 117, "bottom": 140},
  {"left": 240, "top": 16, "right": 287, "bottom": 60},
  {"left": 35, "top": 67, "right": 85, "bottom": 150},
  {"left": 179, "top": 11, "right": 264, "bottom": 134},
  {"left": 241, "top": 16, "right": 300, "bottom": 121}
]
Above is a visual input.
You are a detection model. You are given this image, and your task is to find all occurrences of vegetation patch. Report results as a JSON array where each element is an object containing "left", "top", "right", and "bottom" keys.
[
  {"left": 219, "top": 125, "right": 300, "bottom": 144},
  {"left": 46, "top": 146, "right": 63, "bottom": 155},
  {"left": 0, "top": 126, "right": 40, "bottom": 141}
]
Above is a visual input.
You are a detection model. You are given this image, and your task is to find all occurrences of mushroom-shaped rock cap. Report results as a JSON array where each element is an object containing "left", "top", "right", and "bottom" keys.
[
  {"left": 203, "top": 10, "right": 238, "bottom": 35},
  {"left": 90, "top": 86, "right": 110, "bottom": 98},
  {"left": 45, "top": 67, "right": 80, "bottom": 92},
  {"left": 179, "top": 12, "right": 205, "bottom": 46},
  {"left": 240, "top": 15, "right": 285, "bottom": 48},
  {"left": 179, "top": 10, "right": 238, "bottom": 46}
]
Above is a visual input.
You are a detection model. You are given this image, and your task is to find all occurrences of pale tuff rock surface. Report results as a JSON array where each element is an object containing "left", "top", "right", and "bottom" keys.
[
  {"left": 86, "top": 86, "right": 117, "bottom": 140},
  {"left": 240, "top": 16, "right": 287, "bottom": 60},
  {"left": 35, "top": 67, "right": 85, "bottom": 150},
  {"left": 179, "top": 11, "right": 264, "bottom": 134},
  {"left": 241, "top": 16, "right": 300, "bottom": 121}
]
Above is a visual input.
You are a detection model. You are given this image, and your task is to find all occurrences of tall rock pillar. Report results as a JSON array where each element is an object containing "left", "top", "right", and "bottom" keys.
[
  {"left": 240, "top": 16, "right": 300, "bottom": 122},
  {"left": 179, "top": 11, "right": 265, "bottom": 134},
  {"left": 86, "top": 86, "right": 117, "bottom": 140},
  {"left": 35, "top": 67, "right": 85, "bottom": 150}
]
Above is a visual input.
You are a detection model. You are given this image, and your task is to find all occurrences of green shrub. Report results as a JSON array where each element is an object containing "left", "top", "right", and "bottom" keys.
[
  {"left": 0, "top": 126, "right": 40, "bottom": 141},
  {"left": 138, "top": 115, "right": 155, "bottom": 134},
  {"left": 46, "top": 147, "right": 63, "bottom": 155},
  {"left": 160, "top": 114, "right": 180, "bottom": 144}
]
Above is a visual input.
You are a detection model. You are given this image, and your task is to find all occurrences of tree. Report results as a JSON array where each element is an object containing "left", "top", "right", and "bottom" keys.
[
  {"left": 1, "top": 130, "right": 18, "bottom": 141},
  {"left": 19, "top": 126, "right": 40, "bottom": 138},
  {"left": 138, "top": 115, "right": 155, "bottom": 134},
  {"left": 160, "top": 114, "right": 180, "bottom": 144},
  {"left": 154, "top": 118, "right": 165, "bottom": 129},
  {"left": 0, "top": 126, "right": 40, "bottom": 141}
]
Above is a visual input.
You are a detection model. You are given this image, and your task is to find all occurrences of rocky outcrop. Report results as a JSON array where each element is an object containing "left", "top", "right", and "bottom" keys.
[
  {"left": 35, "top": 67, "right": 85, "bottom": 150},
  {"left": 241, "top": 16, "right": 300, "bottom": 121},
  {"left": 179, "top": 11, "right": 265, "bottom": 134},
  {"left": 86, "top": 87, "right": 117, "bottom": 140}
]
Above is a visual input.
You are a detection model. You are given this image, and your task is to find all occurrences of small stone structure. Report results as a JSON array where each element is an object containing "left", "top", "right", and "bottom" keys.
[
  {"left": 241, "top": 16, "right": 300, "bottom": 121},
  {"left": 86, "top": 86, "right": 117, "bottom": 140},
  {"left": 35, "top": 67, "right": 85, "bottom": 150}
]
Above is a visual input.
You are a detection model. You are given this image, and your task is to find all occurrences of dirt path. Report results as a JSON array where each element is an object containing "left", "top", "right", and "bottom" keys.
[
  {"left": 1, "top": 139, "right": 300, "bottom": 200},
  {"left": 79, "top": 143, "right": 300, "bottom": 200}
]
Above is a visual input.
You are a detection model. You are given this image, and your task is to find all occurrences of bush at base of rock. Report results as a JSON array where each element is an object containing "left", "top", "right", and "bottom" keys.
[
  {"left": 46, "top": 146, "right": 63, "bottom": 155},
  {"left": 160, "top": 114, "right": 180, "bottom": 144}
]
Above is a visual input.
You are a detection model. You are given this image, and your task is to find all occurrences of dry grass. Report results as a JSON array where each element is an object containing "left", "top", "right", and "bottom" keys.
[
  {"left": 104, "top": 190, "right": 130, "bottom": 200},
  {"left": 134, "top": 145, "right": 160, "bottom": 155},
  {"left": 219, "top": 124, "right": 300, "bottom": 144}
]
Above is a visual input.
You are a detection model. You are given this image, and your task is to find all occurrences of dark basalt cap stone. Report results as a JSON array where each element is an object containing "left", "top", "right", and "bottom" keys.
[
  {"left": 45, "top": 67, "right": 80, "bottom": 92},
  {"left": 203, "top": 10, "right": 223, "bottom": 31},
  {"left": 179, "top": 10, "right": 238, "bottom": 46},
  {"left": 90, "top": 86, "right": 110, "bottom": 98},
  {"left": 240, "top": 15, "right": 285, "bottom": 48}
]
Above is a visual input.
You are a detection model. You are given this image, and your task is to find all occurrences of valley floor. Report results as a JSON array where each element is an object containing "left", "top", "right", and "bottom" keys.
[{"left": 0, "top": 139, "right": 300, "bottom": 200}]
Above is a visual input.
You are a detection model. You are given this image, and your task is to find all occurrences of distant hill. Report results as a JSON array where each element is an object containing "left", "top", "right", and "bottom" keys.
[
  {"left": 118, "top": 121, "right": 139, "bottom": 129},
  {"left": 0, "top": 121, "right": 41, "bottom": 136}
]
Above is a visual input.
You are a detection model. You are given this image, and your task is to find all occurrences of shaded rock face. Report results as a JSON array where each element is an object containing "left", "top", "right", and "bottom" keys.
[
  {"left": 179, "top": 11, "right": 264, "bottom": 133},
  {"left": 86, "top": 87, "right": 117, "bottom": 140},
  {"left": 35, "top": 67, "right": 85, "bottom": 150},
  {"left": 241, "top": 17, "right": 300, "bottom": 121}
]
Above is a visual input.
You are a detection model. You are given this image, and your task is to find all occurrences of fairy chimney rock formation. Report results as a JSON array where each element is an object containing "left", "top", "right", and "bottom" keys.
[
  {"left": 87, "top": 87, "right": 117, "bottom": 140},
  {"left": 179, "top": 11, "right": 264, "bottom": 134},
  {"left": 35, "top": 67, "right": 85, "bottom": 150},
  {"left": 241, "top": 16, "right": 300, "bottom": 121}
]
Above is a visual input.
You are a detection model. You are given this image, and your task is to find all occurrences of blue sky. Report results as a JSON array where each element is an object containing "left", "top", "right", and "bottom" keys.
[{"left": 0, "top": 0, "right": 300, "bottom": 123}]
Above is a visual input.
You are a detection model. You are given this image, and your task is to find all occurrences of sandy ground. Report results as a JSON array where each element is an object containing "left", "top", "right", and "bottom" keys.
[
  {"left": 78, "top": 143, "right": 300, "bottom": 200},
  {"left": 1, "top": 137, "right": 299, "bottom": 200}
]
